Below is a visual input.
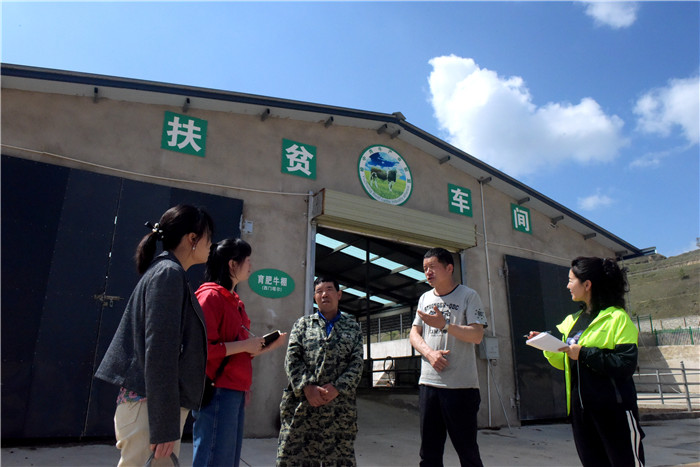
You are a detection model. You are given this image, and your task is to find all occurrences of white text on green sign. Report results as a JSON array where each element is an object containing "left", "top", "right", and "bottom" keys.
[
  {"left": 249, "top": 268, "right": 295, "bottom": 298},
  {"left": 511, "top": 203, "right": 532, "bottom": 234},
  {"left": 161, "top": 111, "right": 207, "bottom": 157},
  {"left": 281, "top": 138, "right": 316, "bottom": 179},
  {"left": 448, "top": 183, "right": 473, "bottom": 217}
]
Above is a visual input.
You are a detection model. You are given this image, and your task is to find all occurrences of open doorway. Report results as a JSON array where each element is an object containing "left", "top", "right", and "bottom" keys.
[{"left": 314, "top": 227, "right": 461, "bottom": 389}]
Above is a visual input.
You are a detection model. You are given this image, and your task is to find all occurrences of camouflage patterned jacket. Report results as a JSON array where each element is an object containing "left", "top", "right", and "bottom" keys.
[{"left": 277, "top": 311, "right": 364, "bottom": 466}]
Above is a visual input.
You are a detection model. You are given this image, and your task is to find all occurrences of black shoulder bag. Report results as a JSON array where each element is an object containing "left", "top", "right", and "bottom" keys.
[{"left": 201, "top": 354, "right": 230, "bottom": 407}]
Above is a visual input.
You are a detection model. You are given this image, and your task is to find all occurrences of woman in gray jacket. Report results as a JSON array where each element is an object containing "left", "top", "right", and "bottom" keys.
[{"left": 96, "top": 204, "right": 213, "bottom": 466}]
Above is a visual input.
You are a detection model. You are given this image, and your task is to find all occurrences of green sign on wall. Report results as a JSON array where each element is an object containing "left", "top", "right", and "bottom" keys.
[
  {"left": 281, "top": 138, "right": 316, "bottom": 179},
  {"left": 249, "top": 268, "right": 295, "bottom": 298},
  {"left": 448, "top": 183, "right": 473, "bottom": 217},
  {"left": 511, "top": 203, "right": 532, "bottom": 234},
  {"left": 161, "top": 111, "right": 208, "bottom": 157}
]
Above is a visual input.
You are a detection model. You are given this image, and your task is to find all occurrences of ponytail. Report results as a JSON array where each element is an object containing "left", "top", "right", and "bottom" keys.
[
  {"left": 571, "top": 256, "right": 629, "bottom": 313},
  {"left": 135, "top": 229, "right": 159, "bottom": 274},
  {"left": 135, "top": 205, "right": 214, "bottom": 274}
]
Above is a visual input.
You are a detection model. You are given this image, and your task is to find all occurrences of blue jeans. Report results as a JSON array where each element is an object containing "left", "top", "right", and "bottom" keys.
[{"left": 192, "top": 387, "right": 246, "bottom": 467}]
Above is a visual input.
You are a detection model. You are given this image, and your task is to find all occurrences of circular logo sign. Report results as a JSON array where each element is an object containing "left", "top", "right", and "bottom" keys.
[{"left": 357, "top": 145, "right": 413, "bottom": 205}]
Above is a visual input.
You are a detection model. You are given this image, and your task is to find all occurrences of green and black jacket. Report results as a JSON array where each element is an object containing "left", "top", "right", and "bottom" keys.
[{"left": 544, "top": 306, "right": 639, "bottom": 414}]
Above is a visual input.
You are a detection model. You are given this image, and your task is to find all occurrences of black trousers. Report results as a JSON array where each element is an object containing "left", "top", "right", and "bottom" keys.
[
  {"left": 571, "top": 392, "right": 645, "bottom": 467},
  {"left": 418, "top": 385, "right": 483, "bottom": 467}
]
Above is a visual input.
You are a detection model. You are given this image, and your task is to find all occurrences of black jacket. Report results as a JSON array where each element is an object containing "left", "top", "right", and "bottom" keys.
[
  {"left": 576, "top": 343, "right": 639, "bottom": 410},
  {"left": 95, "top": 252, "right": 207, "bottom": 443}
]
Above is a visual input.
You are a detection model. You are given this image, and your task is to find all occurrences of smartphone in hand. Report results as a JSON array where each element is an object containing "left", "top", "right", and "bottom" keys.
[{"left": 263, "top": 330, "right": 281, "bottom": 347}]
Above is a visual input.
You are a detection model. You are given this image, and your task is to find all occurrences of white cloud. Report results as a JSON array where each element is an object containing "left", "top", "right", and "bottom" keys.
[
  {"left": 628, "top": 145, "right": 694, "bottom": 170},
  {"left": 577, "top": 191, "right": 614, "bottom": 211},
  {"left": 581, "top": 1, "right": 639, "bottom": 29},
  {"left": 634, "top": 76, "right": 700, "bottom": 146},
  {"left": 629, "top": 150, "right": 667, "bottom": 169},
  {"left": 428, "top": 55, "right": 629, "bottom": 177}
]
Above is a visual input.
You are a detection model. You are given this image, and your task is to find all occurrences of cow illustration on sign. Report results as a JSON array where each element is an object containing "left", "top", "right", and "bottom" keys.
[
  {"left": 357, "top": 145, "right": 413, "bottom": 206},
  {"left": 370, "top": 167, "right": 397, "bottom": 191}
]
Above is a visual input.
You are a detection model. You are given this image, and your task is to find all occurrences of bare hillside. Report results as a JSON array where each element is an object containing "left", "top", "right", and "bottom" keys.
[{"left": 622, "top": 249, "right": 700, "bottom": 320}]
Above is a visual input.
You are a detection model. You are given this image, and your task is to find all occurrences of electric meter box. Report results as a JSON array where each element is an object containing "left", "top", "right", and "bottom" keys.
[{"left": 478, "top": 336, "right": 500, "bottom": 360}]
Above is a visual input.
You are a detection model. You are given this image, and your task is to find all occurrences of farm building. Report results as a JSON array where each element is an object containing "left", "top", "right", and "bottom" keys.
[{"left": 1, "top": 64, "right": 649, "bottom": 439}]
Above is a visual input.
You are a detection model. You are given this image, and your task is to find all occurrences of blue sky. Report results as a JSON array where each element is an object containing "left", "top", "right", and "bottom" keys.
[{"left": 2, "top": 1, "right": 698, "bottom": 257}]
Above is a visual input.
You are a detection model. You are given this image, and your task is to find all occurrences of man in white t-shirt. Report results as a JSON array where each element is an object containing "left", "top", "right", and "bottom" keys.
[{"left": 410, "top": 248, "right": 488, "bottom": 467}]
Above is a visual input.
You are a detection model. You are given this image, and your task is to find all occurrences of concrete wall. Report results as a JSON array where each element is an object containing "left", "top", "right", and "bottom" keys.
[
  {"left": 461, "top": 181, "right": 613, "bottom": 427},
  {"left": 364, "top": 340, "right": 414, "bottom": 386},
  {"left": 2, "top": 89, "right": 313, "bottom": 435},
  {"left": 2, "top": 86, "right": 618, "bottom": 434},
  {"left": 364, "top": 338, "right": 414, "bottom": 360},
  {"left": 637, "top": 345, "right": 700, "bottom": 394}
]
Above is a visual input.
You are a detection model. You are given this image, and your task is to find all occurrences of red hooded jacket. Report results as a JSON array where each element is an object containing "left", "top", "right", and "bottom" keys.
[{"left": 195, "top": 282, "right": 253, "bottom": 391}]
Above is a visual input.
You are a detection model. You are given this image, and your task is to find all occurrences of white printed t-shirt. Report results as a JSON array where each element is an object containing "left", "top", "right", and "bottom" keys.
[{"left": 412, "top": 284, "right": 488, "bottom": 389}]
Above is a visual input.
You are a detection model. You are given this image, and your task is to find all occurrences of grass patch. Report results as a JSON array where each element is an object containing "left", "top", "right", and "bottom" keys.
[
  {"left": 363, "top": 170, "right": 407, "bottom": 200},
  {"left": 623, "top": 250, "right": 700, "bottom": 320}
]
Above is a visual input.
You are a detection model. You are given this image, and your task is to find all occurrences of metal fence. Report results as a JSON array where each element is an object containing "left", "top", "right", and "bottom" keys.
[
  {"left": 651, "top": 328, "right": 699, "bottom": 345},
  {"left": 360, "top": 310, "right": 414, "bottom": 342},
  {"left": 634, "top": 362, "right": 700, "bottom": 412},
  {"left": 363, "top": 355, "right": 421, "bottom": 389},
  {"left": 633, "top": 314, "right": 700, "bottom": 331},
  {"left": 633, "top": 314, "right": 699, "bottom": 346}
]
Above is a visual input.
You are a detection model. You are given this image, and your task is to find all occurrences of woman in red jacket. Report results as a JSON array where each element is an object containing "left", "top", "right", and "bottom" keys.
[{"left": 192, "top": 238, "right": 287, "bottom": 467}]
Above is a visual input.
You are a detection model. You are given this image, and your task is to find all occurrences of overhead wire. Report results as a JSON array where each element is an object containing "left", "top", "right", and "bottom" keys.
[{"left": 1, "top": 144, "right": 311, "bottom": 197}]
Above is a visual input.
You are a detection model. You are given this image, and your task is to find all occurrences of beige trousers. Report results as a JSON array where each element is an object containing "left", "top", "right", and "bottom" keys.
[{"left": 114, "top": 401, "right": 189, "bottom": 467}]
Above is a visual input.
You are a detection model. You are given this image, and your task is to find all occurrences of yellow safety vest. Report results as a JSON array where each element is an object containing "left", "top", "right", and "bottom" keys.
[{"left": 543, "top": 306, "right": 638, "bottom": 414}]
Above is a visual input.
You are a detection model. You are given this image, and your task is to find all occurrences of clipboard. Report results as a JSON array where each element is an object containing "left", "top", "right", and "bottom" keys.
[{"left": 525, "top": 332, "right": 568, "bottom": 352}]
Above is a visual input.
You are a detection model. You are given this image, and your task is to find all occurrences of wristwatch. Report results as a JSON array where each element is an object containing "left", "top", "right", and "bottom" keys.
[{"left": 442, "top": 322, "right": 450, "bottom": 332}]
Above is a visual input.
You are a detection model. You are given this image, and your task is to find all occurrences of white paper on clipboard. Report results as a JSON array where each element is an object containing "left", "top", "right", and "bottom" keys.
[{"left": 526, "top": 332, "right": 568, "bottom": 352}]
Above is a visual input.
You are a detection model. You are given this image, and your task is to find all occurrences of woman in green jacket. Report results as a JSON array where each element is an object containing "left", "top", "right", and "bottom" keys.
[{"left": 529, "top": 257, "right": 644, "bottom": 467}]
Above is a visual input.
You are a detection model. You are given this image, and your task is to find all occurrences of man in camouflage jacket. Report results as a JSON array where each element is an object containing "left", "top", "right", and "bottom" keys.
[{"left": 276, "top": 276, "right": 364, "bottom": 467}]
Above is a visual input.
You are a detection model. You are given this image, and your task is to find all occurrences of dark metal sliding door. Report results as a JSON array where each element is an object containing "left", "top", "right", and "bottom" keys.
[
  {"left": 2, "top": 155, "right": 242, "bottom": 438},
  {"left": 505, "top": 255, "right": 577, "bottom": 421}
]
